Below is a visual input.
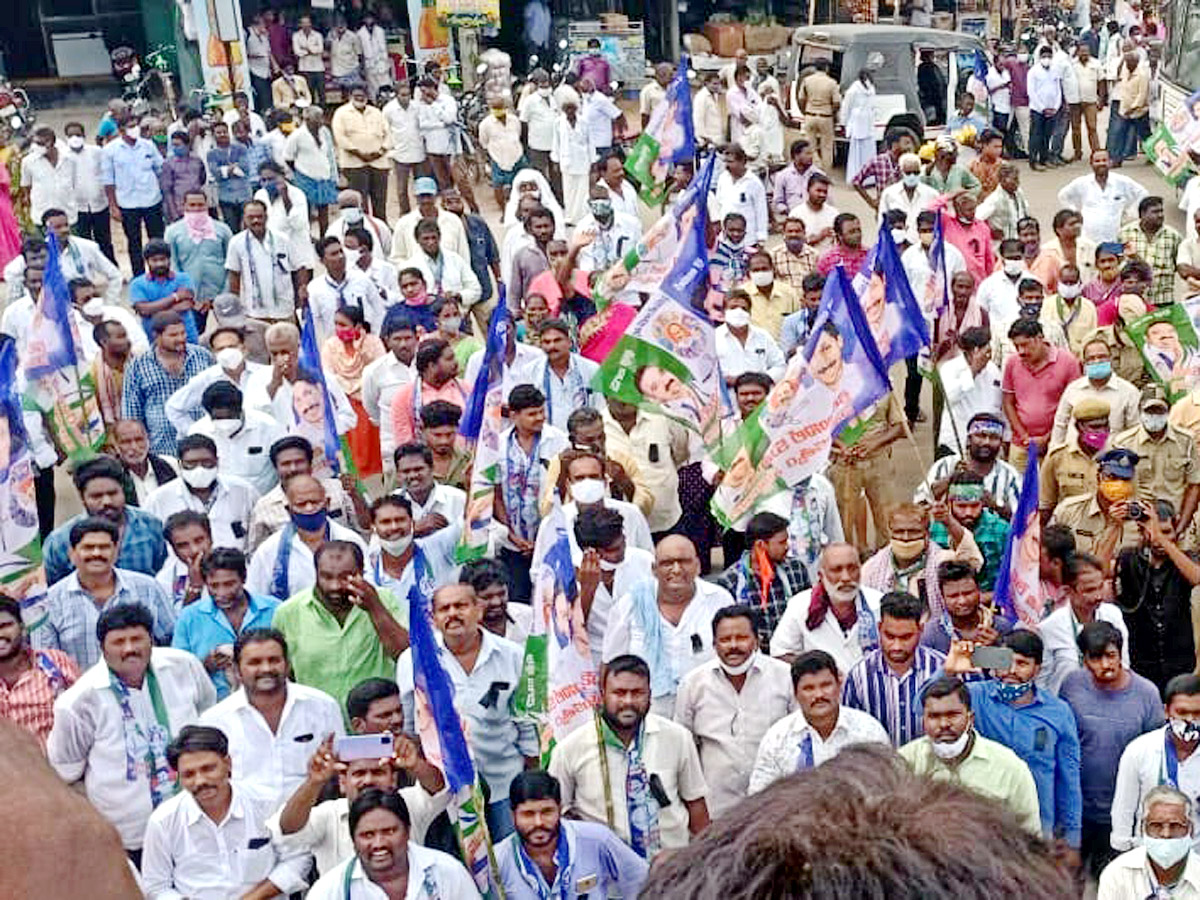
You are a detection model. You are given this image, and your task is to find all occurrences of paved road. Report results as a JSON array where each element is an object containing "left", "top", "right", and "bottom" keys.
[{"left": 27, "top": 102, "right": 1184, "bottom": 546}]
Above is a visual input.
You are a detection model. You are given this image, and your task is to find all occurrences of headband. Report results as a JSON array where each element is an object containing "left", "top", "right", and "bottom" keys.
[{"left": 947, "top": 484, "right": 984, "bottom": 502}]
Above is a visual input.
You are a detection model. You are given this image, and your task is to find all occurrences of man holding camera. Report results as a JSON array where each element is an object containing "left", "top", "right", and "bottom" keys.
[
  {"left": 1114, "top": 498, "right": 1200, "bottom": 694},
  {"left": 1112, "top": 384, "right": 1200, "bottom": 537},
  {"left": 1051, "top": 448, "right": 1143, "bottom": 558}
]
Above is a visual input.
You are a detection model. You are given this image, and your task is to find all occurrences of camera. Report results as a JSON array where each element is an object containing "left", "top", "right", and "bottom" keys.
[{"left": 1128, "top": 501, "right": 1147, "bottom": 522}]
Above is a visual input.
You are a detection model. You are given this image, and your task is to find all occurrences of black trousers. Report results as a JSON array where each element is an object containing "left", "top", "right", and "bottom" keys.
[
  {"left": 250, "top": 73, "right": 272, "bottom": 113},
  {"left": 74, "top": 209, "right": 116, "bottom": 263},
  {"left": 119, "top": 203, "right": 165, "bottom": 275},
  {"left": 344, "top": 167, "right": 390, "bottom": 220},
  {"left": 904, "top": 355, "right": 922, "bottom": 422},
  {"left": 498, "top": 547, "right": 534, "bottom": 603},
  {"left": 35, "top": 465, "right": 55, "bottom": 540},
  {"left": 303, "top": 71, "right": 325, "bottom": 105}
]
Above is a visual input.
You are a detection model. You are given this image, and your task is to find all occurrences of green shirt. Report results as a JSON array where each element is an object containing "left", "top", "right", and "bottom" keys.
[
  {"left": 271, "top": 587, "right": 408, "bottom": 720},
  {"left": 920, "top": 164, "right": 981, "bottom": 197},
  {"left": 899, "top": 732, "right": 1042, "bottom": 835},
  {"left": 931, "top": 509, "right": 1010, "bottom": 591}
]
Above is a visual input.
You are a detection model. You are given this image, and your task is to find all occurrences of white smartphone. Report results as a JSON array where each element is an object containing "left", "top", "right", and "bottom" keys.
[{"left": 335, "top": 733, "right": 394, "bottom": 761}]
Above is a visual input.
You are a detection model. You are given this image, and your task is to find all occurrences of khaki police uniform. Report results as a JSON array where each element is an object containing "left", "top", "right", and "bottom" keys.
[
  {"left": 1040, "top": 442, "right": 1102, "bottom": 514},
  {"left": 799, "top": 71, "right": 841, "bottom": 172}
]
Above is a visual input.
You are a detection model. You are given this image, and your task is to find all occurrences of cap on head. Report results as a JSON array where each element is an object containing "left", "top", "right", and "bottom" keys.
[
  {"left": 413, "top": 177, "right": 439, "bottom": 196},
  {"left": 1097, "top": 448, "right": 1139, "bottom": 480},
  {"left": 1140, "top": 383, "right": 1170, "bottom": 412},
  {"left": 1072, "top": 397, "right": 1112, "bottom": 422}
]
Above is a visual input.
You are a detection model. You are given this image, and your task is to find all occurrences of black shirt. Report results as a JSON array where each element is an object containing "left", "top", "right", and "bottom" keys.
[{"left": 1115, "top": 547, "right": 1197, "bottom": 693}]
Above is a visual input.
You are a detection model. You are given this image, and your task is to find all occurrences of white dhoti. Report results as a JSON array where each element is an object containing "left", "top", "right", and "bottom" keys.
[{"left": 562, "top": 173, "right": 589, "bottom": 226}]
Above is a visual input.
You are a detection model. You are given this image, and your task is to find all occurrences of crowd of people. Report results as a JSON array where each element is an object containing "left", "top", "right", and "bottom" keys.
[{"left": 2, "top": 1, "right": 1200, "bottom": 896}]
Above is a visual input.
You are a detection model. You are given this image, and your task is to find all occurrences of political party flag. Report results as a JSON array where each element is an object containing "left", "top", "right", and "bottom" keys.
[
  {"left": 457, "top": 297, "right": 510, "bottom": 562},
  {"left": 926, "top": 214, "right": 951, "bottom": 320},
  {"left": 624, "top": 57, "right": 695, "bottom": 205},
  {"left": 1125, "top": 303, "right": 1200, "bottom": 403},
  {"left": 515, "top": 505, "right": 601, "bottom": 763},
  {"left": 296, "top": 311, "right": 342, "bottom": 477},
  {"left": 407, "top": 545, "right": 503, "bottom": 898},
  {"left": 20, "top": 234, "right": 105, "bottom": 461},
  {"left": 0, "top": 339, "right": 48, "bottom": 632},
  {"left": 591, "top": 290, "right": 728, "bottom": 448},
  {"left": 594, "top": 152, "right": 717, "bottom": 307},
  {"left": 849, "top": 226, "right": 930, "bottom": 369},
  {"left": 712, "top": 265, "right": 891, "bottom": 527},
  {"left": 994, "top": 442, "right": 1042, "bottom": 628}
]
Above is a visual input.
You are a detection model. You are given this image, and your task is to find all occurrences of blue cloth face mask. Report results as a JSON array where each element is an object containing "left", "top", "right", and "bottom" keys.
[
  {"left": 1084, "top": 360, "right": 1112, "bottom": 381},
  {"left": 995, "top": 680, "right": 1034, "bottom": 703},
  {"left": 290, "top": 508, "right": 328, "bottom": 532}
]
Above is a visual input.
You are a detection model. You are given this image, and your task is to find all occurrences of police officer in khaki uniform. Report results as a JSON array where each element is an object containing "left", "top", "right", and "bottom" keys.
[
  {"left": 830, "top": 392, "right": 905, "bottom": 552},
  {"left": 798, "top": 60, "right": 841, "bottom": 172},
  {"left": 1039, "top": 397, "right": 1111, "bottom": 521},
  {"left": 1052, "top": 448, "right": 1143, "bottom": 559},
  {"left": 1113, "top": 384, "right": 1200, "bottom": 535}
]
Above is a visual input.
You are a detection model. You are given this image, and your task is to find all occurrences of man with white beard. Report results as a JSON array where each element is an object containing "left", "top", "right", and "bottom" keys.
[{"left": 769, "top": 543, "right": 882, "bottom": 673}]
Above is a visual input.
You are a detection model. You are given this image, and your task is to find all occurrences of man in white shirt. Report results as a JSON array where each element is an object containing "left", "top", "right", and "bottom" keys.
[
  {"left": 225, "top": 200, "right": 309, "bottom": 325},
  {"left": 308, "top": 236, "right": 386, "bottom": 341},
  {"left": 145, "top": 434, "right": 260, "bottom": 552},
  {"left": 602, "top": 535, "right": 735, "bottom": 717},
  {"left": 254, "top": 161, "right": 317, "bottom": 269},
  {"left": 750, "top": 649, "right": 890, "bottom": 792},
  {"left": 21, "top": 126, "right": 78, "bottom": 226},
  {"left": 715, "top": 290, "right": 786, "bottom": 382},
  {"left": 531, "top": 319, "right": 600, "bottom": 431},
  {"left": 1111, "top": 676, "right": 1200, "bottom": 852},
  {"left": 200, "top": 627, "right": 344, "bottom": 808},
  {"left": 575, "top": 505, "right": 655, "bottom": 663},
  {"left": 557, "top": 451, "right": 654, "bottom": 554},
  {"left": 518, "top": 70, "right": 558, "bottom": 185},
  {"left": 327, "top": 19, "right": 362, "bottom": 87},
  {"left": 64, "top": 121, "right": 115, "bottom": 262},
  {"left": 291, "top": 16, "right": 326, "bottom": 104},
  {"left": 549, "top": 653, "right": 710, "bottom": 853},
  {"left": 675, "top": 605, "right": 795, "bottom": 816},
  {"left": 187, "top": 381, "right": 285, "bottom": 496},
  {"left": 715, "top": 144, "right": 769, "bottom": 247},
  {"left": 325, "top": 189, "right": 393, "bottom": 259},
  {"left": 578, "top": 77, "right": 623, "bottom": 154},
  {"left": 271, "top": 726, "right": 449, "bottom": 876},
  {"left": 573, "top": 183, "right": 643, "bottom": 276},
  {"left": 1100, "top": 785, "right": 1200, "bottom": 898},
  {"left": 879, "top": 153, "right": 939, "bottom": 241},
  {"left": 693, "top": 71, "right": 725, "bottom": 150},
  {"left": 246, "top": 475, "right": 368, "bottom": 599},
  {"left": 42, "top": 209, "right": 123, "bottom": 304},
  {"left": 552, "top": 98, "right": 595, "bottom": 226},
  {"left": 382, "top": 82, "right": 426, "bottom": 216},
  {"left": 398, "top": 219, "right": 482, "bottom": 312},
  {"left": 977, "top": 239, "right": 1032, "bottom": 327},
  {"left": 416, "top": 78, "right": 460, "bottom": 190},
  {"left": 363, "top": 308, "right": 416, "bottom": 477},
  {"left": 390, "top": 177, "right": 470, "bottom": 263},
  {"left": 344, "top": 224, "right": 401, "bottom": 306},
  {"left": 1057, "top": 149, "right": 1148, "bottom": 243},
  {"left": 770, "top": 542, "right": 883, "bottom": 674},
  {"left": 463, "top": 319, "right": 546, "bottom": 390},
  {"left": 358, "top": 12, "right": 392, "bottom": 99},
  {"left": 791, "top": 173, "right": 839, "bottom": 254},
  {"left": 141, "top": 724, "right": 311, "bottom": 898},
  {"left": 306, "top": 790, "right": 480, "bottom": 899},
  {"left": 47, "top": 604, "right": 216, "bottom": 859},
  {"left": 394, "top": 442, "right": 465, "bottom": 536},
  {"left": 164, "top": 325, "right": 272, "bottom": 437},
  {"left": 1038, "top": 552, "right": 1130, "bottom": 695}
]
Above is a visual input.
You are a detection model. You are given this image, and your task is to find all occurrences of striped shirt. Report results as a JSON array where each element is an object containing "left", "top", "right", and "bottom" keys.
[
  {"left": 912, "top": 454, "right": 1023, "bottom": 518},
  {"left": 841, "top": 645, "right": 946, "bottom": 747},
  {"left": 0, "top": 649, "right": 80, "bottom": 748}
]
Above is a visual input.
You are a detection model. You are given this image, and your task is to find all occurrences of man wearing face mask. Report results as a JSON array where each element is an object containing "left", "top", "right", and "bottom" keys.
[
  {"left": 144, "top": 434, "right": 259, "bottom": 552},
  {"left": 557, "top": 450, "right": 653, "bottom": 555},
  {"left": 941, "top": 635, "right": 1082, "bottom": 864},
  {"left": 878, "top": 153, "right": 938, "bottom": 241},
  {"left": 64, "top": 121, "right": 116, "bottom": 263},
  {"left": 1112, "top": 675, "right": 1200, "bottom": 855},
  {"left": 164, "top": 325, "right": 271, "bottom": 435},
  {"left": 1114, "top": 499, "right": 1200, "bottom": 693},
  {"left": 675, "top": 605, "right": 796, "bottom": 815},
  {"left": 101, "top": 113, "right": 166, "bottom": 276},
  {"left": 331, "top": 85, "right": 390, "bottom": 219},
  {"left": 1052, "top": 448, "right": 1144, "bottom": 559},
  {"left": 977, "top": 239, "right": 1031, "bottom": 330},
  {"left": 1051, "top": 337, "right": 1139, "bottom": 446},
  {"left": 1043, "top": 264, "right": 1100, "bottom": 357},
  {"left": 1042, "top": 398, "right": 1115, "bottom": 522},
  {"left": 162, "top": 190, "right": 232, "bottom": 318},
  {"left": 364, "top": 487, "right": 456, "bottom": 601},
  {"left": 1113, "top": 385, "right": 1200, "bottom": 535},
  {"left": 575, "top": 183, "right": 642, "bottom": 275},
  {"left": 898, "top": 675, "right": 1042, "bottom": 833},
  {"left": 325, "top": 189, "right": 393, "bottom": 258},
  {"left": 574, "top": 506, "right": 655, "bottom": 664},
  {"left": 518, "top": 71, "right": 559, "bottom": 190},
  {"left": 187, "top": 381, "right": 284, "bottom": 495},
  {"left": 737, "top": 252, "right": 798, "bottom": 341},
  {"left": 1100, "top": 786, "right": 1200, "bottom": 898}
]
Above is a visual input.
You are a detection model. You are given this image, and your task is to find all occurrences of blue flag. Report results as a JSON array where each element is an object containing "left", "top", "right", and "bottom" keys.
[
  {"left": 624, "top": 57, "right": 696, "bottom": 203},
  {"left": 457, "top": 295, "right": 511, "bottom": 561},
  {"left": 297, "top": 312, "right": 341, "bottom": 476},
  {"left": 973, "top": 49, "right": 989, "bottom": 82},
  {"left": 994, "top": 444, "right": 1043, "bottom": 628},
  {"left": 850, "top": 227, "right": 930, "bottom": 369},
  {"left": 0, "top": 339, "right": 26, "bottom": 443},
  {"left": 24, "top": 234, "right": 81, "bottom": 380},
  {"left": 660, "top": 152, "right": 718, "bottom": 309}
]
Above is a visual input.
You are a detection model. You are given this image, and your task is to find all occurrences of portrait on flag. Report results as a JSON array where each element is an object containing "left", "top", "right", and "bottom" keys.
[
  {"left": 849, "top": 227, "right": 930, "bottom": 369},
  {"left": 994, "top": 443, "right": 1042, "bottom": 628},
  {"left": 624, "top": 58, "right": 696, "bottom": 206},
  {"left": 1126, "top": 304, "right": 1200, "bottom": 402}
]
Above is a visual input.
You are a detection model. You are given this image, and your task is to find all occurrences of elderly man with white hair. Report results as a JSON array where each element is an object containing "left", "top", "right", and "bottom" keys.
[
  {"left": 324, "top": 188, "right": 392, "bottom": 258},
  {"left": 877, "top": 153, "right": 939, "bottom": 242},
  {"left": 1099, "top": 785, "right": 1200, "bottom": 899}
]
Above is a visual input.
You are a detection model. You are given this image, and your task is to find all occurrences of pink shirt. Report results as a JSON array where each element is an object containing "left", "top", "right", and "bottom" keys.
[
  {"left": 940, "top": 211, "right": 997, "bottom": 288},
  {"left": 1002, "top": 346, "right": 1082, "bottom": 438},
  {"left": 390, "top": 377, "right": 470, "bottom": 448}
]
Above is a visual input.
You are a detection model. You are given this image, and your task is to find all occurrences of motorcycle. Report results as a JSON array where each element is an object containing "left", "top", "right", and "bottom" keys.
[
  {"left": 111, "top": 45, "right": 179, "bottom": 119},
  {"left": 0, "top": 81, "right": 33, "bottom": 138}
]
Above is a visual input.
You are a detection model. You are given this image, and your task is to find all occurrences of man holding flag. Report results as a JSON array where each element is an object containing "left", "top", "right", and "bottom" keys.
[{"left": 625, "top": 59, "right": 695, "bottom": 207}]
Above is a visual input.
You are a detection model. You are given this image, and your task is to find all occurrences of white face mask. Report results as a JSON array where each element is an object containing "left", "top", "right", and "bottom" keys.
[
  {"left": 344, "top": 247, "right": 361, "bottom": 269},
  {"left": 598, "top": 556, "right": 621, "bottom": 572},
  {"left": 538, "top": 87, "right": 552, "bottom": 98},
  {"left": 1058, "top": 282, "right": 1082, "bottom": 299},
  {"left": 440, "top": 315, "right": 463, "bottom": 334},
  {"left": 725, "top": 308, "right": 752, "bottom": 328},
  {"left": 81, "top": 298, "right": 105, "bottom": 318},
  {"left": 1144, "top": 835, "right": 1193, "bottom": 869},
  {"left": 379, "top": 531, "right": 413, "bottom": 556},
  {"left": 216, "top": 347, "right": 244, "bottom": 372},
  {"left": 718, "top": 649, "right": 758, "bottom": 677},
  {"left": 1003, "top": 259, "right": 1024, "bottom": 278},
  {"left": 180, "top": 464, "right": 218, "bottom": 489},
  {"left": 212, "top": 418, "right": 242, "bottom": 438},
  {"left": 1040, "top": 58, "right": 1052, "bottom": 69},
  {"left": 1142, "top": 412, "right": 1169, "bottom": 433},
  {"left": 570, "top": 478, "right": 607, "bottom": 505},
  {"left": 902, "top": 172, "right": 921, "bottom": 188},
  {"left": 890, "top": 228, "right": 908, "bottom": 246},
  {"left": 67, "top": 135, "right": 86, "bottom": 151},
  {"left": 750, "top": 270, "right": 773, "bottom": 287},
  {"left": 930, "top": 729, "right": 972, "bottom": 760},
  {"left": 125, "top": 125, "right": 141, "bottom": 140}
]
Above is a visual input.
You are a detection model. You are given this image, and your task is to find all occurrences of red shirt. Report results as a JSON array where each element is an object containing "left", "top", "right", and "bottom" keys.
[
  {"left": 0, "top": 649, "right": 80, "bottom": 750},
  {"left": 816, "top": 243, "right": 870, "bottom": 277},
  {"left": 1002, "top": 346, "right": 1082, "bottom": 438},
  {"left": 940, "top": 211, "right": 997, "bottom": 288}
]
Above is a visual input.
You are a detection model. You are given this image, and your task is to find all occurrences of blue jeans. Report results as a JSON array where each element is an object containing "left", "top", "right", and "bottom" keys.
[
  {"left": 1049, "top": 105, "right": 1069, "bottom": 160},
  {"left": 486, "top": 798, "right": 515, "bottom": 841}
]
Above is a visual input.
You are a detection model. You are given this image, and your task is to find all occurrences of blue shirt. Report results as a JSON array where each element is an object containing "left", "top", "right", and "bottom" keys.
[
  {"left": 43, "top": 507, "right": 169, "bottom": 588},
  {"left": 101, "top": 136, "right": 164, "bottom": 209},
  {"left": 206, "top": 143, "right": 252, "bottom": 204},
  {"left": 780, "top": 307, "right": 819, "bottom": 357},
  {"left": 966, "top": 679, "right": 1083, "bottom": 846},
  {"left": 239, "top": 139, "right": 274, "bottom": 191},
  {"left": 129, "top": 271, "right": 200, "bottom": 343},
  {"left": 172, "top": 592, "right": 281, "bottom": 698},
  {"left": 495, "top": 819, "right": 650, "bottom": 900},
  {"left": 121, "top": 344, "right": 215, "bottom": 456},
  {"left": 841, "top": 645, "right": 946, "bottom": 748}
]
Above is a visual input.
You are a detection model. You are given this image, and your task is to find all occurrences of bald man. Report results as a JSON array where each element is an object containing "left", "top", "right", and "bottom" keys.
[{"left": 601, "top": 536, "right": 736, "bottom": 717}]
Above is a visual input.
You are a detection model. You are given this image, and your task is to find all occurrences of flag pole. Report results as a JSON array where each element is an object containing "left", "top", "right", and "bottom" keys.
[
  {"left": 891, "top": 382, "right": 931, "bottom": 478},
  {"left": 929, "top": 365, "right": 965, "bottom": 459}
]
